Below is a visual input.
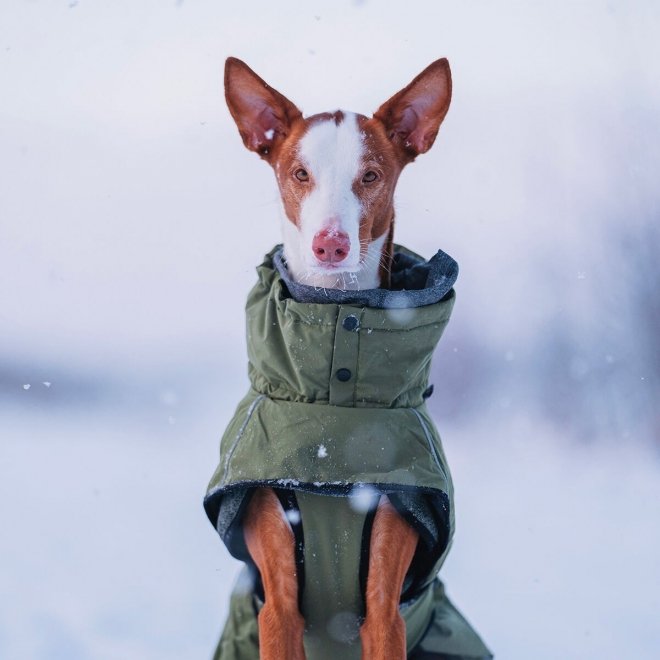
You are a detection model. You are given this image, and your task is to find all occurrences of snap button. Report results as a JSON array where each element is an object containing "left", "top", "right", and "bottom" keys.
[
  {"left": 342, "top": 315, "right": 359, "bottom": 331},
  {"left": 336, "top": 368, "right": 352, "bottom": 382}
]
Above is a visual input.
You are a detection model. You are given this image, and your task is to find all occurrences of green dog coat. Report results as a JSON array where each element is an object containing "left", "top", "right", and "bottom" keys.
[{"left": 204, "top": 245, "right": 492, "bottom": 659}]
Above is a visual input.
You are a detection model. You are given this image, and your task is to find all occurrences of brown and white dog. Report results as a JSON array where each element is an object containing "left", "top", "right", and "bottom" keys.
[{"left": 224, "top": 57, "right": 452, "bottom": 660}]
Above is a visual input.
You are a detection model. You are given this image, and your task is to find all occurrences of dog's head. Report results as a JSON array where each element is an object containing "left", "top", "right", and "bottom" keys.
[{"left": 224, "top": 57, "right": 451, "bottom": 289}]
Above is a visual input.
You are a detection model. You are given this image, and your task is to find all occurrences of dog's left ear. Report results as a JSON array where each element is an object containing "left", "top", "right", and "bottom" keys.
[{"left": 374, "top": 59, "right": 452, "bottom": 160}]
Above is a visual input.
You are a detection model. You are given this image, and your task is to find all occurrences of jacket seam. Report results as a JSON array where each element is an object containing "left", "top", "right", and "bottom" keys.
[
  {"left": 222, "top": 394, "right": 266, "bottom": 484},
  {"left": 409, "top": 408, "right": 446, "bottom": 480},
  {"left": 285, "top": 319, "right": 337, "bottom": 328},
  {"left": 239, "top": 391, "right": 428, "bottom": 408},
  {"left": 280, "top": 317, "right": 448, "bottom": 332},
  {"left": 357, "top": 318, "right": 450, "bottom": 333},
  {"left": 351, "top": 308, "right": 364, "bottom": 406}
]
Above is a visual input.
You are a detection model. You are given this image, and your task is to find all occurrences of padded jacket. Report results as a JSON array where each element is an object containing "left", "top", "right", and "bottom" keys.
[{"left": 204, "top": 245, "right": 492, "bottom": 660}]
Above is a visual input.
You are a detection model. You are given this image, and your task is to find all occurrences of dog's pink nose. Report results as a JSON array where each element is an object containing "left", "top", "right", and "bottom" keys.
[{"left": 312, "top": 229, "right": 350, "bottom": 264}]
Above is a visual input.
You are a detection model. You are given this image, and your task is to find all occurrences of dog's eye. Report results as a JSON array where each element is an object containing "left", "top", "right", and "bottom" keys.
[
  {"left": 362, "top": 170, "right": 378, "bottom": 184},
  {"left": 294, "top": 169, "right": 309, "bottom": 182}
]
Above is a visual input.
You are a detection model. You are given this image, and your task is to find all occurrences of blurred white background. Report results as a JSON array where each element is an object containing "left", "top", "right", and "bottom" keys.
[{"left": 1, "top": 1, "right": 658, "bottom": 658}]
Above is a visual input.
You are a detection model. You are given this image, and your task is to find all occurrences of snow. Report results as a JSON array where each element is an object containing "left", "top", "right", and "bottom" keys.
[
  {"left": 1, "top": 406, "right": 239, "bottom": 660},
  {"left": 276, "top": 478, "right": 301, "bottom": 487},
  {"left": 348, "top": 484, "right": 379, "bottom": 513},
  {"left": 285, "top": 509, "right": 301, "bottom": 525},
  {"left": 2, "top": 404, "right": 658, "bottom": 659},
  {"left": 0, "top": 0, "right": 658, "bottom": 658},
  {"left": 385, "top": 307, "right": 415, "bottom": 325},
  {"left": 317, "top": 443, "right": 328, "bottom": 458}
]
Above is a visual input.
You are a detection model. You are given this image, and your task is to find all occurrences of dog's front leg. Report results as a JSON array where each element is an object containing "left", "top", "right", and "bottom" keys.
[
  {"left": 244, "top": 487, "right": 306, "bottom": 660},
  {"left": 360, "top": 496, "right": 418, "bottom": 660}
]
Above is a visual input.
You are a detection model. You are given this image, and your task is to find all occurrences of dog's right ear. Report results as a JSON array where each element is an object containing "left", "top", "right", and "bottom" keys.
[{"left": 224, "top": 57, "right": 302, "bottom": 160}]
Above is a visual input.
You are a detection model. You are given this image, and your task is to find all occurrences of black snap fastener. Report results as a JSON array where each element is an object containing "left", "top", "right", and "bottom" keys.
[
  {"left": 342, "top": 315, "right": 359, "bottom": 331},
  {"left": 336, "top": 368, "right": 352, "bottom": 382},
  {"left": 422, "top": 384, "right": 434, "bottom": 399}
]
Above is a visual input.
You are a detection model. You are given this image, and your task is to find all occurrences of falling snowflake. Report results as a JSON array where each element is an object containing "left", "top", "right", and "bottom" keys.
[
  {"left": 348, "top": 484, "right": 379, "bottom": 513},
  {"left": 285, "top": 509, "right": 301, "bottom": 525}
]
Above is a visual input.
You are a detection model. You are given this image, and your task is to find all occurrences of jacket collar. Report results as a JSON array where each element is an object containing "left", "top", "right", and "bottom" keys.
[
  {"left": 272, "top": 244, "right": 458, "bottom": 309},
  {"left": 245, "top": 244, "right": 457, "bottom": 409}
]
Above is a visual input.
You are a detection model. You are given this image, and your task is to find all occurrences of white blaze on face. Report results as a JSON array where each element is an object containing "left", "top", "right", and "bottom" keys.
[{"left": 285, "top": 113, "right": 365, "bottom": 277}]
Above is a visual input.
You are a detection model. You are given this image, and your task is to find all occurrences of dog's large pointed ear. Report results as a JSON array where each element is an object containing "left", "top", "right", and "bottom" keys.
[
  {"left": 224, "top": 57, "right": 302, "bottom": 159},
  {"left": 373, "top": 59, "right": 452, "bottom": 161}
]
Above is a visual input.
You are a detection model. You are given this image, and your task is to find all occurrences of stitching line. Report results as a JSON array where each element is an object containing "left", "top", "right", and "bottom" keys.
[
  {"left": 222, "top": 394, "right": 266, "bottom": 484},
  {"left": 410, "top": 408, "right": 446, "bottom": 479}
]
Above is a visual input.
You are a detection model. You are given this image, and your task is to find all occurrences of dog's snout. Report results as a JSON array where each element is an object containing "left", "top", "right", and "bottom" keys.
[{"left": 312, "top": 229, "right": 350, "bottom": 264}]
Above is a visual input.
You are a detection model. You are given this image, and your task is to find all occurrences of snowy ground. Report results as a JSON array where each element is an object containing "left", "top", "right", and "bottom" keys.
[
  {"left": 1, "top": 387, "right": 658, "bottom": 660},
  {"left": 1, "top": 395, "right": 240, "bottom": 660}
]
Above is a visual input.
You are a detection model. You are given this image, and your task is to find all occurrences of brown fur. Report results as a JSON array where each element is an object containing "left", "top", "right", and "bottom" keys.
[{"left": 244, "top": 489, "right": 306, "bottom": 660}]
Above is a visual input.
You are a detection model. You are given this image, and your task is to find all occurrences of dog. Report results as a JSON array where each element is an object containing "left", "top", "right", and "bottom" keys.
[{"left": 204, "top": 58, "right": 492, "bottom": 660}]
